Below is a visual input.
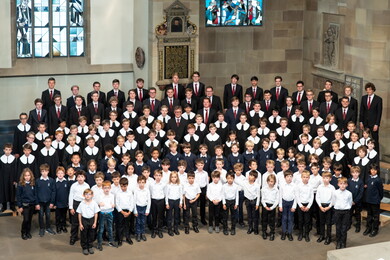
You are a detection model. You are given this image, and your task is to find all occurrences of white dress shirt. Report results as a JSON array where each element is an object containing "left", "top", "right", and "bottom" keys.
[
  {"left": 76, "top": 200, "right": 100, "bottom": 218},
  {"left": 97, "top": 193, "right": 115, "bottom": 213},
  {"left": 149, "top": 181, "right": 166, "bottom": 200},
  {"left": 261, "top": 185, "right": 280, "bottom": 210},
  {"left": 295, "top": 183, "right": 314, "bottom": 208},
  {"left": 195, "top": 170, "right": 208, "bottom": 188},
  {"left": 332, "top": 189, "right": 353, "bottom": 210},
  {"left": 222, "top": 183, "right": 239, "bottom": 205},
  {"left": 183, "top": 182, "right": 201, "bottom": 200},
  {"left": 133, "top": 187, "right": 151, "bottom": 214},
  {"left": 278, "top": 182, "right": 297, "bottom": 208},
  {"left": 68, "top": 182, "right": 90, "bottom": 209},
  {"left": 316, "top": 184, "right": 335, "bottom": 207},
  {"left": 165, "top": 183, "right": 183, "bottom": 205},
  {"left": 115, "top": 189, "right": 134, "bottom": 212},
  {"left": 242, "top": 180, "right": 260, "bottom": 206},
  {"left": 206, "top": 182, "right": 223, "bottom": 202}
]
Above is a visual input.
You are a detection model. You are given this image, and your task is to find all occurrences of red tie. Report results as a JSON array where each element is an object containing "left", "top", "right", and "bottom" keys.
[
  {"left": 174, "top": 85, "right": 178, "bottom": 99},
  {"left": 37, "top": 110, "right": 41, "bottom": 121},
  {"left": 169, "top": 99, "right": 173, "bottom": 109},
  {"left": 367, "top": 96, "right": 371, "bottom": 109},
  {"left": 343, "top": 109, "right": 346, "bottom": 120},
  {"left": 276, "top": 88, "right": 280, "bottom": 100},
  {"left": 57, "top": 108, "right": 61, "bottom": 118},
  {"left": 253, "top": 88, "right": 256, "bottom": 98},
  {"left": 297, "top": 93, "right": 301, "bottom": 104},
  {"left": 78, "top": 108, "right": 81, "bottom": 117},
  {"left": 176, "top": 118, "right": 180, "bottom": 127},
  {"left": 233, "top": 109, "right": 237, "bottom": 118},
  {"left": 246, "top": 103, "right": 250, "bottom": 114},
  {"left": 187, "top": 99, "right": 191, "bottom": 105},
  {"left": 50, "top": 90, "right": 53, "bottom": 100},
  {"left": 205, "top": 109, "right": 209, "bottom": 124},
  {"left": 309, "top": 102, "right": 312, "bottom": 114},
  {"left": 139, "top": 89, "right": 143, "bottom": 101},
  {"left": 287, "top": 108, "right": 291, "bottom": 118},
  {"left": 194, "top": 83, "right": 198, "bottom": 96},
  {"left": 94, "top": 104, "right": 98, "bottom": 113},
  {"left": 327, "top": 103, "right": 330, "bottom": 113},
  {"left": 266, "top": 101, "right": 270, "bottom": 111},
  {"left": 151, "top": 100, "right": 155, "bottom": 112},
  {"left": 114, "top": 91, "right": 118, "bottom": 97},
  {"left": 232, "top": 85, "right": 236, "bottom": 95}
]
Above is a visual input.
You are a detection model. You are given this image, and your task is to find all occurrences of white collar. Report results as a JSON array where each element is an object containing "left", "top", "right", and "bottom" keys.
[
  {"left": 65, "top": 145, "right": 80, "bottom": 154},
  {"left": 249, "top": 110, "right": 264, "bottom": 117},
  {"left": 270, "top": 140, "right": 280, "bottom": 148},
  {"left": 35, "top": 132, "right": 49, "bottom": 141},
  {"left": 195, "top": 123, "right": 207, "bottom": 131},
  {"left": 291, "top": 114, "right": 305, "bottom": 122},
  {"left": 51, "top": 140, "right": 65, "bottom": 149},
  {"left": 309, "top": 117, "right": 323, "bottom": 124},
  {"left": 276, "top": 127, "right": 291, "bottom": 136},
  {"left": 309, "top": 147, "right": 323, "bottom": 156},
  {"left": 99, "top": 128, "right": 115, "bottom": 137},
  {"left": 206, "top": 133, "right": 220, "bottom": 141},
  {"left": 114, "top": 145, "right": 128, "bottom": 154},
  {"left": 258, "top": 127, "right": 270, "bottom": 135},
  {"left": 268, "top": 115, "right": 281, "bottom": 124},
  {"left": 110, "top": 120, "right": 120, "bottom": 127},
  {"left": 367, "top": 149, "right": 377, "bottom": 159},
  {"left": 184, "top": 134, "right": 199, "bottom": 142},
  {"left": 136, "top": 126, "right": 150, "bottom": 134},
  {"left": 86, "top": 134, "right": 100, "bottom": 142},
  {"left": 85, "top": 146, "right": 99, "bottom": 155},
  {"left": 214, "top": 121, "right": 227, "bottom": 128},
  {"left": 247, "top": 135, "right": 260, "bottom": 143},
  {"left": 40, "top": 147, "right": 56, "bottom": 156},
  {"left": 236, "top": 122, "right": 250, "bottom": 131},
  {"left": 347, "top": 141, "right": 362, "bottom": 150},
  {"left": 17, "top": 123, "right": 31, "bottom": 132},
  {"left": 298, "top": 143, "right": 311, "bottom": 152},
  {"left": 330, "top": 151, "right": 345, "bottom": 161},
  {"left": 56, "top": 178, "right": 66, "bottom": 182},
  {"left": 40, "top": 176, "right": 49, "bottom": 181},
  {"left": 1, "top": 154, "right": 15, "bottom": 164},
  {"left": 182, "top": 113, "right": 195, "bottom": 120},
  {"left": 324, "top": 123, "right": 338, "bottom": 131},
  {"left": 19, "top": 154, "right": 35, "bottom": 164},
  {"left": 125, "top": 140, "right": 138, "bottom": 150},
  {"left": 354, "top": 156, "right": 370, "bottom": 166},
  {"left": 145, "top": 139, "right": 160, "bottom": 147}
]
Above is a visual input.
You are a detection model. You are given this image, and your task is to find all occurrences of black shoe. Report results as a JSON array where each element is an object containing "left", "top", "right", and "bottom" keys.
[
  {"left": 317, "top": 235, "right": 325, "bottom": 243},
  {"left": 239, "top": 222, "right": 245, "bottom": 228},
  {"left": 193, "top": 226, "right": 199, "bottom": 233},
  {"left": 281, "top": 233, "right": 286, "bottom": 240},
  {"left": 324, "top": 237, "right": 331, "bottom": 245},
  {"left": 369, "top": 230, "right": 378, "bottom": 237},
  {"left": 168, "top": 230, "right": 174, "bottom": 236},
  {"left": 254, "top": 229, "right": 259, "bottom": 235},
  {"left": 288, "top": 233, "right": 293, "bottom": 241},
  {"left": 21, "top": 233, "right": 27, "bottom": 240},
  {"left": 355, "top": 226, "right": 361, "bottom": 233},
  {"left": 158, "top": 231, "right": 164, "bottom": 238},
  {"left": 39, "top": 229, "right": 45, "bottom": 237},
  {"left": 185, "top": 227, "right": 190, "bottom": 234},
  {"left": 117, "top": 240, "right": 122, "bottom": 247},
  {"left": 363, "top": 228, "right": 371, "bottom": 236},
  {"left": 70, "top": 239, "right": 75, "bottom": 245},
  {"left": 231, "top": 229, "right": 236, "bottom": 235},
  {"left": 298, "top": 233, "right": 303, "bottom": 241},
  {"left": 126, "top": 238, "right": 133, "bottom": 245},
  {"left": 336, "top": 242, "right": 341, "bottom": 249},
  {"left": 136, "top": 234, "right": 141, "bottom": 242},
  {"left": 270, "top": 233, "right": 275, "bottom": 241},
  {"left": 174, "top": 227, "right": 180, "bottom": 235},
  {"left": 108, "top": 242, "right": 116, "bottom": 247},
  {"left": 262, "top": 232, "right": 267, "bottom": 240},
  {"left": 62, "top": 227, "right": 68, "bottom": 233},
  {"left": 141, "top": 234, "right": 147, "bottom": 241},
  {"left": 276, "top": 222, "right": 282, "bottom": 228},
  {"left": 26, "top": 233, "right": 32, "bottom": 239},
  {"left": 247, "top": 228, "right": 253, "bottom": 234},
  {"left": 97, "top": 244, "right": 103, "bottom": 251},
  {"left": 82, "top": 249, "right": 89, "bottom": 255},
  {"left": 223, "top": 229, "right": 229, "bottom": 235},
  {"left": 305, "top": 234, "right": 310, "bottom": 242},
  {"left": 341, "top": 242, "right": 346, "bottom": 249},
  {"left": 56, "top": 227, "right": 61, "bottom": 234},
  {"left": 45, "top": 228, "right": 56, "bottom": 235},
  {"left": 201, "top": 220, "right": 207, "bottom": 225},
  {"left": 151, "top": 231, "right": 156, "bottom": 238}
]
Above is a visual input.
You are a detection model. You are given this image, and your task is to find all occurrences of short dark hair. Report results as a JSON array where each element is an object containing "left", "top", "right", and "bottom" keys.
[
  {"left": 250, "top": 76, "right": 258, "bottom": 81},
  {"left": 231, "top": 74, "right": 239, "bottom": 80}
]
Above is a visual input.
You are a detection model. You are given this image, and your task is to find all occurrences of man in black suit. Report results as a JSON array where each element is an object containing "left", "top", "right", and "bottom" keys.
[
  {"left": 87, "top": 91, "right": 105, "bottom": 123},
  {"left": 280, "top": 96, "right": 296, "bottom": 120},
  {"left": 301, "top": 89, "right": 320, "bottom": 119},
  {"left": 41, "top": 77, "right": 61, "bottom": 111},
  {"left": 161, "top": 87, "right": 180, "bottom": 117},
  {"left": 87, "top": 81, "right": 106, "bottom": 107},
  {"left": 142, "top": 87, "right": 161, "bottom": 117},
  {"left": 260, "top": 90, "right": 276, "bottom": 118},
  {"left": 223, "top": 74, "right": 243, "bottom": 109},
  {"left": 335, "top": 96, "right": 356, "bottom": 131},
  {"left": 28, "top": 98, "right": 49, "bottom": 132},
  {"left": 107, "top": 79, "right": 126, "bottom": 109},
  {"left": 127, "top": 89, "right": 143, "bottom": 115},
  {"left": 181, "top": 88, "right": 198, "bottom": 113},
  {"left": 292, "top": 80, "right": 307, "bottom": 106},
  {"left": 66, "top": 85, "right": 86, "bottom": 112},
  {"left": 134, "top": 78, "right": 149, "bottom": 103},
  {"left": 197, "top": 98, "right": 216, "bottom": 126},
  {"left": 165, "top": 73, "right": 185, "bottom": 101},
  {"left": 225, "top": 97, "right": 245, "bottom": 130},
  {"left": 105, "top": 96, "right": 123, "bottom": 119},
  {"left": 245, "top": 76, "right": 263, "bottom": 102},
  {"left": 339, "top": 85, "right": 358, "bottom": 123},
  {"left": 167, "top": 106, "right": 188, "bottom": 143},
  {"left": 200, "top": 86, "right": 222, "bottom": 112},
  {"left": 270, "top": 75, "right": 289, "bottom": 109},
  {"left": 240, "top": 93, "right": 254, "bottom": 114},
  {"left": 187, "top": 71, "right": 205, "bottom": 103},
  {"left": 48, "top": 95, "right": 68, "bottom": 135},
  {"left": 359, "top": 82, "right": 382, "bottom": 151},
  {"left": 317, "top": 79, "right": 339, "bottom": 104},
  {"left": 319, "top": 91, "right": 338, "bottom": 118},
  {"left": 68, "top": 95, "right": 88, "bottom": 126}
]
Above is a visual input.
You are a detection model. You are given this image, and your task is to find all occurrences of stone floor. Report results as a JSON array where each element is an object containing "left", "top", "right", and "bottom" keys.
[{"left": 1, "top": 215, "right": 390, "bottom": 260}]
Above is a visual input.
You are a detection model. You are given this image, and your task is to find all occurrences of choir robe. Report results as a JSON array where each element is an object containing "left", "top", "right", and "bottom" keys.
[
  {"left": 308, "top": 116, "right": 324, "bottom": 138},
  {"left": 297, "top": 143, "right": 312, "bottom": 163},
  {"left": 204, "top": 133, "right": 222, "bottom": 158},
  {"left": 268, "top": 115, "right": 281, "bottom": 131},
  {"left": 62, "top": 145, "right": 81, "bottom": 168},
  {"left": 99, "top": 129, "right": 117, "bottom": 150},
  {"left": 215, "top": 121, "right": 229, "bottom": 144},
  {"left": 324, "top": 123, "right": 338, "bottom": 143},
  {"left": 35, "top": 132, "right": 49, "bottom": 151},
  {"left": 276, "top": 127, "right": 293, "bottom": 151},
  {"left": 135, "top": 126, "right": 149, "bottom": 151},
  {"left": 0, "top": 155, "right": 17, "bottom": 205},
  {"left": 143, "top": 139, "right": 161, "bottom": 161},
  {"left": 248, "top": 110, "right": 264, "bottom": 128},
  {"left": 124, "top": 141, "right": 139, "bottom": 162},
  {"left": 257, "top": 127, "right": 270, "bottom": 141},
  {"left": 346, "top": 141, "right": 362, "bottom": 166},
  {"left": 235, "top": 122, "right": 250, "bottom": 153},
  {"left": 224, "top": 140, "right": 239, "bottom": 157},
  {"left": 109, "top": 120, "right": 121, "bottom": 135},
  {"left": 183, "top": 134, "right": 200, "bottom": 155},
  {"left": 121, "top": 111, "right": 139, "bottom": 129},
  {"left": 247, "top": 135, "right": 261, "bottom": 152},
  {"left": 352, "top": 156, "right": 370, "bottom": 185},
  {"left": 85, "top": 134, "right": 102, "bottom": 150},
  {"left": 38, "top": 147, "right": 59, "bottom": 178},
  {"left": 51, "top": 140, "right": 65, "bottom": 166},
  {"left": 82, "top": 146, "right": 101, "bottom": 167},
  {"left": 13, "top": 123, "right": 31, "bottom": 156},
  {"left": 194, "top": 123, "right": 208, "bottom": 144},
  {"left": 330, "top": 151, "right": 348, "bottom": 177},
  {"left": 289, "top": 115, "right": 306, "bottom": 142}
]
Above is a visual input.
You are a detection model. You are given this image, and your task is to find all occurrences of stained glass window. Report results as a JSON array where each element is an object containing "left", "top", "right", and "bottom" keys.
[{"left": 16, "top": 0, "right": 85, "bottom": 58}]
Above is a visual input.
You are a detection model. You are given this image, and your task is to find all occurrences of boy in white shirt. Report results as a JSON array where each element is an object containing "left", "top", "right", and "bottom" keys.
[
  {"left": 308, "top": 163, "right": 323, "bottom": 236},
  {"left": 115, "top": 178, "right": 134, "bottom": 246},
  {"left": 296, "top": 170, "right": 314, "bottom": 242},
  {"left": 279, "top": 170, "right": 296, "bottom": 241},
  {"left": 261, "top": 174, "right": 279, "bottom": 241},
  {"left": 96, "top": 181, "right": 115, "bottom": 250},
  {"left": 149, "top": 170, "right": 166, "bottom": 239},
  {"left": 242, "top": 170, "right": 260, "bottom": 235},
  {"left": 222, "top": 171, "right": 239, "bottom": 236},
  {"left": 207, "top": 171, "right": 223, "bottom": 234},
  {"left": 91, "top": 172, "right": 104, "bottom": 203},
  {"left": 194, "top": 159, "right": 208, "bottom": 225},
  {"left": 262, "top": 160, "right": 278, "bottom": 188},
  {"left": 134, "top": 175, "right": 151, "bottom": 242},
  {"left": 333, "top": 177, "right": 352, "bottom": 249},
  {"left": 183, "top": 172, "right": 201, "bottom": 234},
  {"left": 233, "top": 163, "right": 246, "bottom": 227}
]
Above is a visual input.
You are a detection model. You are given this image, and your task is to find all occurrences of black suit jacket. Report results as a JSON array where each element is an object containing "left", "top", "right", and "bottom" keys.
[
  {"left": 187, "top": 82, "right": 205, "bottom": 100},
  {"left": 41, "top": 89, "right": 61, "bottom": 111},
  {"left": 360, "top": 95, "right": 382, "bottom": 127},
  {"left": 239, "top": 101, "right": 254, "bottom": 114},
  {"left": 197, "top": 108, "right": 217, "bottom": 126},
  {"left": 301, "top": 100, "right": 320, "bottom": 119},
  {"left": 68, "top": 106, "right": 88, "bottom": 126},
  {"left": 87, "top": 103, "right": 105, "bottom": 123},
  {"left": 200, "top": 96, "right": 223, "bottom": 113},
  {"left": 317, "top": 90, "right": 339, "bottom": 104},
  {"left": 107, "top": 90, "right": 126, "bottom": 109},
  {"left": 161, "top": 98, "right": 180, "bottom": 117},
  {"left": 280, "top": 106, "right": 296, "bottom": 120},
  {"left": 165, "top": 84, "right": 185, "bottom": 101},
  {"left": 105, "top": 107, "right": 123, "bottom": 120},
  {"left": 319, "top": 102, "right": 338, "bottom": 118},
  {"left": 245, "top": 86, "right": 263, "bottom": 101},
  {"left": 223, "top": 84, "right": 243, "bottom": 109},
  {"left": 270, "top": 86, "right": 289, "bottom": 108},
  {"left": 167, "top": 117, "right": 188, "bottom": 142},
  {"left": 48, "top": 105, "right": 68, "bottom": 135},
  {"left": 338, "top": 96, "right": 358, "bottom": 123},
  {"left": 260, "top": 100, "right": 277, "bottom": 118},
  {"left": 181, "top": 98, "right": 198, "bottom": 113},
  {"left": 87, "top": 91, "right": 106, "bottom": 107},
  {"left": 292, "top": 91, "right": 307, "bottom": 106},
  {"left": 28, "top": 109, "right": 49, "bottom": 132},
  {"left": 134, "top": 88, "right": 149, "bottom": 103},
  {"left": 125, "top": 99, "right": 143, "bottom": 115},
  {"left": 335, "top": 108, "right": 356, "bottom": 131},
  {"left": 66, "top": 96, "right": 86, "bottom": 112},
  {"left": 225, "top": 108, "right": 245, "bottom": 130},
  {"left": 143, "top": 98, "right": 161, "bottom": 117}
]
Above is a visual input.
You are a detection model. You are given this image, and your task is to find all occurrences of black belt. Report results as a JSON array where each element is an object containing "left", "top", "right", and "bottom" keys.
[{"left": 321, "top": 203, "right": 330, "bottom": 207}]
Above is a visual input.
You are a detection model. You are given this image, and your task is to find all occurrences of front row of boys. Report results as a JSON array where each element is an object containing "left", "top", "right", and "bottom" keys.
[{"left": 16, "top": 158, "right": 383, "bottom": 253}]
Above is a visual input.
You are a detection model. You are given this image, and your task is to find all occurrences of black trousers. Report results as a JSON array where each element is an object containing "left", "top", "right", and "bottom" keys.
[
  {"left": 223, "top": 199, "right": 236, "bottom": 230},
  {"left": 184, "top": 198, "right": 198, "bottom": 228},
  {"left": 334, "top": 209, "right": 350, "bottom": 244},
  {"left": 261, "top": 203, "right": 276, "bottom": 233},
  {"left": 318, "top": 203, "right": 332, "bottom": 237},
  {"left": 80, "top": 217, "right": 95, "bottom": 250},
  {"left": 350, "top": 203, "right": 362, "bottom": 227},
  {"left": 366, "top": 203, "right": 380, "bottom": 231},
  {"left": 167, "top": 199, "right": 180, "bottom": 229},
  {"left": 21, "top": 204, "right": 35, "bottom": 235},
  {"left": 310, "top": 194, "right": 320, "bottom": 233},
  {"left": 297, "top": 203, "right": 311, "bottom": 234},
  {"left": 208, "top": 200, "right": 221, "bottom": 227},
  {"left": 151, "top": 199, "right": 165, "bottom": 231},
  {"left": 116, "top": 209, "right": 131, "bottom": 241},
  {"left": 56, "top": 207, "right": 68, "bottom": 229},
  {"left": 245, "top": 199, "right": 259, "bottom": 230},
  {"left": 70, "top": 200, "right": 81, "bottom": 241},
  {"left": 199, "top": 187, "right": 207, "bottom": 221},
  {"left": 38, "top": 202, "right": 51, "bottom": 229}
]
